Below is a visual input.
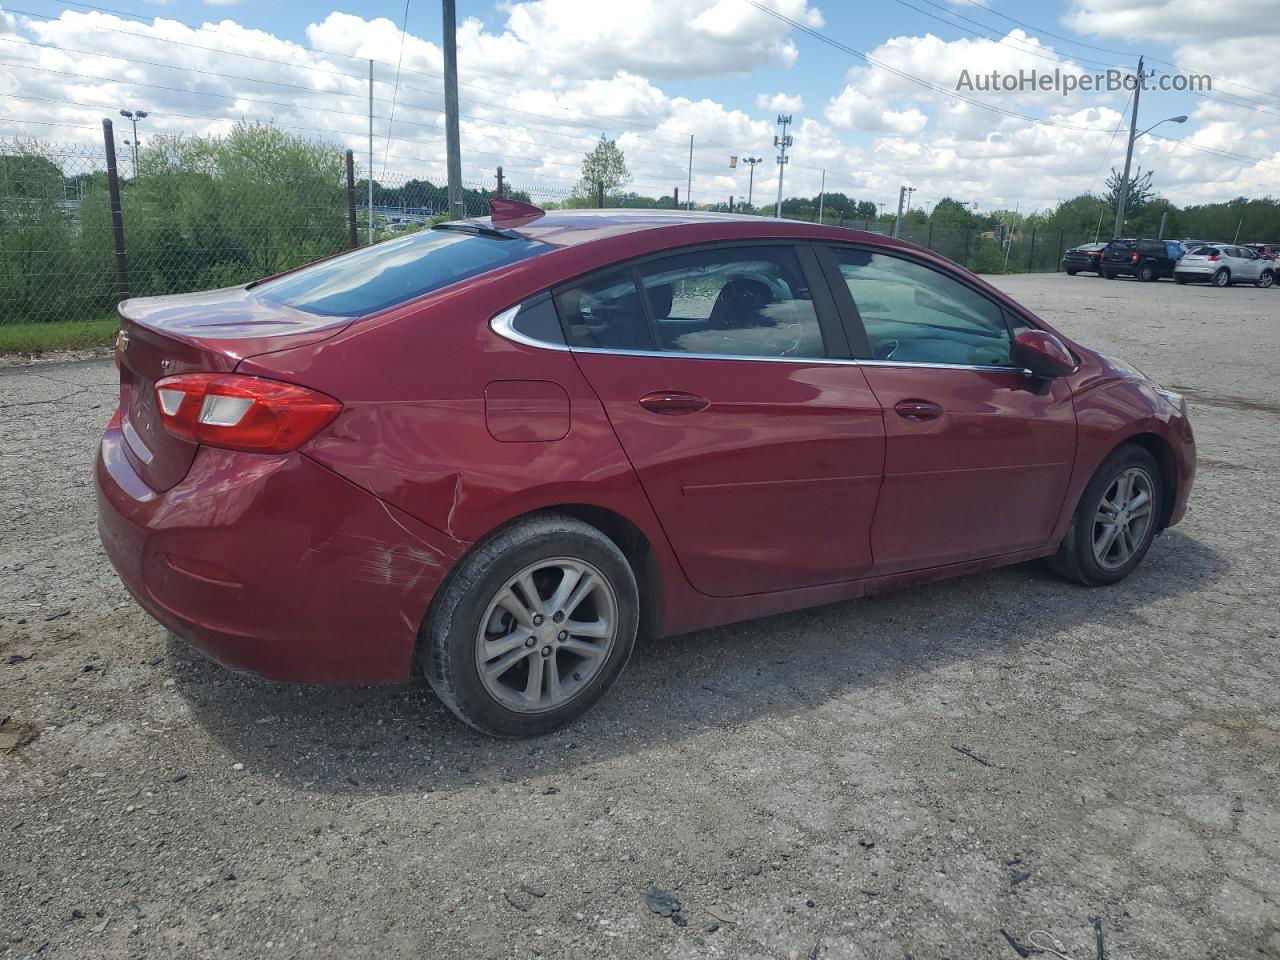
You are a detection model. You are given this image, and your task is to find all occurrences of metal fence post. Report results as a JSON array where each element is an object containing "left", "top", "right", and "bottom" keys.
[
  {"left": 496, "top": 166, "right": 505, "bottom": 199},
  {"left": 1057, "top": 229, "right": 1065, "bottom": 271},
  {"left": 101, "top": 119, "right": 130, "bottom": 304},
  {"left": 926, "top": 219, "right": 933, "bottom": 251},
  {"left": 596, "top": 181, "right": 605, "bottom": 208},
  {"left": 672, "top": 187, "right": 679, "bottom": 210},
  {"left": 1027, "top": 227, "right": 1037, "bottom": 271},
  {"left": 345, "top": 150, "right": 358, "bottom": 249}
]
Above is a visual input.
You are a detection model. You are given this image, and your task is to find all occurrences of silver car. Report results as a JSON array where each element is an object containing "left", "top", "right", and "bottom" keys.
[{"left": 1175, "top": 243, "right": 1276, "bottom": 288}]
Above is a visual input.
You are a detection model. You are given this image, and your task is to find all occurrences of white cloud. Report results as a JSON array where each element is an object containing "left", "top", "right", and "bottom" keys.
[
  {"left": 756, "top": 91, "right": 804, "bottom": 113},
  {"left": 1063, "top": 0, "right": 1279, "bottom": 43},
  {"left": 0, "top": 2, "right": 1274, "bottom": 213}
]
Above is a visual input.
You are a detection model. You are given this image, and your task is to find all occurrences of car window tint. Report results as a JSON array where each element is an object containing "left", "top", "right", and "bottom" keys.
[
  {"left": 1140, "top": 240, "right": 1163, "bottom": 254},
  {"left": 510, "top": 293, "right": 565, "bottom": 345},
  {"left": 832, "top": 248, "right": 1015, "bottom": 367},
  {"left": 1190, "top": 246, "right": 1218, "bottom": 255},
  {"left": 254, "top": 228, "right": 551, "bottom": 317},
  {"left": 559, "top": 270, "right": 653, "bottom": 350},
  {"left": 634, "top": 246, "right": 825, "bottom": 359}
]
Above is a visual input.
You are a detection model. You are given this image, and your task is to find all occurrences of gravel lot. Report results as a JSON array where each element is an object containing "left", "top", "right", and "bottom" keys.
[{"left": 2, "top": 273, "right": 1278, "bottom": 960}]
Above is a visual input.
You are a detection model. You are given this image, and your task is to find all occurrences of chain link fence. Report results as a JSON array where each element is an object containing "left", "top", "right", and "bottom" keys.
[{"left": 2, "top": 129, "right": 1089, "bottom": 327}]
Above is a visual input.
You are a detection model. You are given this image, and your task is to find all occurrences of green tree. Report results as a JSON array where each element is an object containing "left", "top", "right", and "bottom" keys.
[
  {"left": 577, "top": 136, "right": 631, "bottom": 199},
  {"left": 1105, "top": 166, "right": 1156, "bottom": 217}
]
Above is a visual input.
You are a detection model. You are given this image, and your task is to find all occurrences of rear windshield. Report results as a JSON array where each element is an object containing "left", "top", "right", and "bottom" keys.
[
  {"left": 253, "top": 227, "right": 551, "bottom": 317},
  {"left": 1189, "top": 246, "right": 1219, "bottom": 255},
  {"left": 1108, "top": 240, "right": 1137, "bottom": 250}
]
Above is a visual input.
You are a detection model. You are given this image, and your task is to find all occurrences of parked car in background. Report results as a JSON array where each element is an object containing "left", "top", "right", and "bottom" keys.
[
  {"left": 96, "top": 203, "right": 1197, "bottom": 737},
  {"left": 1244, "top": 242, "right": 1279, "bottom": 261},
  {"left": 1101, "top": 238, "right": 1185, "bottom": 281},
  {"left": 1061, "top": 242, "right": 1108, "bottom": 276},
  {"left": 1175, "top": 244, "right": 1276, "bottom": 287}
]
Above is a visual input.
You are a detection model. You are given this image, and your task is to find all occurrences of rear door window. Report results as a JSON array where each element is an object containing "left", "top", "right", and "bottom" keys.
[{"left": 254, "top": 227, "right": 551, "bottom": 317}]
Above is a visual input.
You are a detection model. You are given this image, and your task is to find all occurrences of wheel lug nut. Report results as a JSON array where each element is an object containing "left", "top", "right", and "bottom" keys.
[
  {"left": 573, "top": 672, "right": 582, "bottom": 681},
  {"left": 558, "top": 631, "right": 568, "bottom": 641},
  {"left": 524, "top": 636, "right": 536, "bottom": 648},
  {"left": 541, "top": 646, "right": 552, "bottom": 657},
  {"left": 533, "top": 614, "right": 544, "bottom": 626},
  {"left": 552, "top": 611, "right": 564, "bottom": 623}
]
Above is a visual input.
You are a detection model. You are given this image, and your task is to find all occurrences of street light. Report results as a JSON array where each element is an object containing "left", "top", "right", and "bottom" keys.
[
  {"left": 743, "top": 157, "right": 762, "bottom": 208},
  {"left": 1136, "top": 115, "right": 1188, "bottom": 140},
  {"left": 119, "top": 108, "right": 147, "bottom": 175}
]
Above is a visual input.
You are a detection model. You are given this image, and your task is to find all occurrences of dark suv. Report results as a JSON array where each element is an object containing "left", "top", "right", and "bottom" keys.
[{"left": 1101, "top": 238, "right": 1185, "bottom": 281}]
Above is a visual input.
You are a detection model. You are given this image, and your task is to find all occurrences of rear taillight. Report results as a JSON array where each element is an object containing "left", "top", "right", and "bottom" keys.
[
  {"left": 154, "top": 373, "right": 341, "bottom": 453},
  {"left": 1131, "top": 252, "right": 1140, "bottom": 264},
  {"left": 1207, "top": 253, "right": 1220, "bottom": 261}
]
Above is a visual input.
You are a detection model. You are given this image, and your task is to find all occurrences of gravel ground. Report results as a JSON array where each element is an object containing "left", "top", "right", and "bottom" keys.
[{"left": 1, "top": 273, "right": 1278, "bottom": 960}]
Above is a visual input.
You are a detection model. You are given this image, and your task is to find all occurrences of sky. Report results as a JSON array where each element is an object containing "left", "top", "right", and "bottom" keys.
[{"left": 1, "top": 0, "right": 1278, "bottom": 213}]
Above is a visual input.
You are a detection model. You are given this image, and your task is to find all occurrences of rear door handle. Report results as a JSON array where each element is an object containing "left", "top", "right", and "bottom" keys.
[
  {"left": 894, "top": 399, "right": 943, "bottom": 422},
  {"left": 638, "top": 391, "right": 710, "bottom": 415}
]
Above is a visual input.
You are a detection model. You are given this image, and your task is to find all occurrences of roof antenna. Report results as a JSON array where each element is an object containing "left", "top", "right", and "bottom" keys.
[{"left": 489, "top": 197, "right": 545, "bottom": 228}]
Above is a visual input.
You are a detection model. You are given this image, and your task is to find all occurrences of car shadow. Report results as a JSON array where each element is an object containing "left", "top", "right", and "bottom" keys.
[{"left": 172, "top": 530, "right": 1224, "bottom": 796}]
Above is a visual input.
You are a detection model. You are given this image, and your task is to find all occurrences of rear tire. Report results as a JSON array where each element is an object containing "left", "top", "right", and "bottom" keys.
[
  {"left": 1103, "top": 270, "right": 1116, "bottom": 279},
  {"left": 421, "top": 513, "right": 639, "bottom": 738},
  {"left": 1049, "top": 445, "right": 1163, "bottom": 587},
  {"left": 1212, "top": 268, "right": 1231, "bottom": 287},
  {"left": 1174, "top": 275, "right": 1187, "bottom": 285},
  {"left": 1066, "top": 269, "right": 1078, "bottom": 276},
  {"left": 1138, "top": 262, "right": 1156, "bottom": 282}
]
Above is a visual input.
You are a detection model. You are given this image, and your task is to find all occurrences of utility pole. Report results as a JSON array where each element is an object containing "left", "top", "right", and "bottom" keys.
[
  {"left": 686, "top": 135, "right": 694, "bottom": 210},
  {"left": 1157, "top": 210, "right": 1167, "bottom": 240},
  {"left": 1113, "top": 55, "right": 1144, "bottom": 239},
  {"left": 817, "top": 169, "right": 825, "bottom": 224},
  {"left": 893, "top": 186, "right": 907, "bottom": 238},
  {"left": 744, "top": 157, "right": 762, "bottom": 208},
  {"left": 442, "top": 0, "right": 465, "bottom": 219},
  {"left": 368, "top": 60, "right": 374, "bottom": 244},
  {"left": 773, "top": 114, "right": 792, "bottom": 218},
  {"left": 904, "top": 186, "right": 916, "bottom": 215},
  {"left": 495, "top": 166, "right": 505, "bottom": 199}
]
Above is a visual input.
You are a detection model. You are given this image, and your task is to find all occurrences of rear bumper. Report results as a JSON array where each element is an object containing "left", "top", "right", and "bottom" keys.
[{"left": 96, "top": 423, "right": 468, "bottom": 684}]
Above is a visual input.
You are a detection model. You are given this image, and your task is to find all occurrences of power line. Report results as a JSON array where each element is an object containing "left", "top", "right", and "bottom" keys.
[
  {"left": 743, "top": 0, "right": 1280, "bottom": 171},
  {"left": 381, "top": 0, "right": 411, "bottom": 178}
]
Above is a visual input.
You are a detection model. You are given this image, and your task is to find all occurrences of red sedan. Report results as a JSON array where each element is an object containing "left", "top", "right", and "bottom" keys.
[{"left": 97, "top": 202, "right": 1195, "bottom": 737}]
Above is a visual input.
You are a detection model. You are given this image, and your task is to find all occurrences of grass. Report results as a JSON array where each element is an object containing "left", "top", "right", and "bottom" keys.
[{"left": 0, "top": 319, "right": 119, "bottom": 356}]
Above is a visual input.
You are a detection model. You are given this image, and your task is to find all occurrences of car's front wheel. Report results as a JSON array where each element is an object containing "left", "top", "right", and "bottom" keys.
[
  {"left": 1049, "top": 444, "right": 1163, "bottom": 587},
  {"left": 1258, "top": 270, "right": 1275, "bottom": 288},
  {"left": 421, "top": 514, "right": 639, "bottom": 737}
]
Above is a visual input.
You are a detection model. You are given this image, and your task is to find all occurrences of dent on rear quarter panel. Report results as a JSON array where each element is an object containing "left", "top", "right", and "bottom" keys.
[{"left": 236, "top": 265, "right": 671, "bottom": 549}]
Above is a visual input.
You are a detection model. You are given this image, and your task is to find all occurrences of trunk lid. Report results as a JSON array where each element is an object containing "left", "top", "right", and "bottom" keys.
[{"left": 115, "top": 285, "right": 351, "bottom": 491}]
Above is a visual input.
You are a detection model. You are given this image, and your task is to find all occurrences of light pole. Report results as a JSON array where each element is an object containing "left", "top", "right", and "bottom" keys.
[
  {"left": 1113, "top": 55, "right": 1188, "bottom": 237},
  {"left": 118, "top": 108, "right": 147, "bottom": 176},
  {"left": 743, "top": 157, "right": 762, "bottom": 208},
  {"left": 773, "top": 114, "right": 792, "bottom": 219}
]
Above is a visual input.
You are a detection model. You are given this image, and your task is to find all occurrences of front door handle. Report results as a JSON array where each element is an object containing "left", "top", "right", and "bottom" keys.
[
  {"left": 894, "top": 399, "right": 943, "bottom": 422},
  {"left": 638, "top": 391, "right": 710, "bottom": 415}
]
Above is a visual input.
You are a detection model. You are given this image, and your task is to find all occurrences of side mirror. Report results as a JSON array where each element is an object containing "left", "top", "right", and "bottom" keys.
[{"left": 1013, "top": 329, "right": 1075, "bottom": 379}]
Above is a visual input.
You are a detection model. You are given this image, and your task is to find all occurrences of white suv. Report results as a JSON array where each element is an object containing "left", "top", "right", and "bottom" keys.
[{"left": 1175, "top": 244, "right": 1276, "bottom": 288}]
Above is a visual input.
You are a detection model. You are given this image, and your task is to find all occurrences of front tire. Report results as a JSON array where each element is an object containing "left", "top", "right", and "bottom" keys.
[
  {"left": 421, "top": 513, "right": 639, "bottom": 738},
  {"left": 1212, "top": 268, "right": 1231, "bottom": 287},
  {"left": 1258, "top": 270, "right": 1274, "bottom": 289},
  {"left": 1049, "top": 445, "right": 1163, "bottom": 587}
]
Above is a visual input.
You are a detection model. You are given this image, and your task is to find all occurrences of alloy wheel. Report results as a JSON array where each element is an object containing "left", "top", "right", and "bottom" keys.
[
  {"left": 1259, "top": 272, "right": 1274, "bottom": 288},
  {"left": 1213, "top": 269, "right": 1230, "bottom": 287},
  {"left": 474, "top": 558, "right": 619, "bottom": 713},
  {"left": 1092, "top": 467, "right": 1156, "bottom": 571}
]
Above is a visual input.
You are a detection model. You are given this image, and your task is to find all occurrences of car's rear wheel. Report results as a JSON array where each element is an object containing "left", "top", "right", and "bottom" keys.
[
  {"left": 1103, "top": 270, "right": 1116, "bottom": 279},
  {"left": 1175, "top": 275, "right": 1188, "bottom": 284},
  {"left": 1049, "top": 445, "right": 1163, "bottom": 587},
  {"left": 1065, "top": 269, "right": 1078, "bottom": 276},
  {"left": 1258, "top": 270, "right": 1275, "bottom": 288},
  {"left": 1212, "top": 268, "right": 1231, "bottom": 287},
  {"left": 421, "top": 514, "right": 639, "bottom": 738},
  {"left": 1138, "top": 262, "right": 1156, "bottom": 282}
]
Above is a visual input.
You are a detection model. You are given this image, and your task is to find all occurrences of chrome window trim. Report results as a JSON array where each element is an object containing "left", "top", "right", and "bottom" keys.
[
  {"left": 489, "top": 303, "right": 571, "bottom": 352},
  {"left": 489, "top": 306, "right": 1032, "bottom": 375}
]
